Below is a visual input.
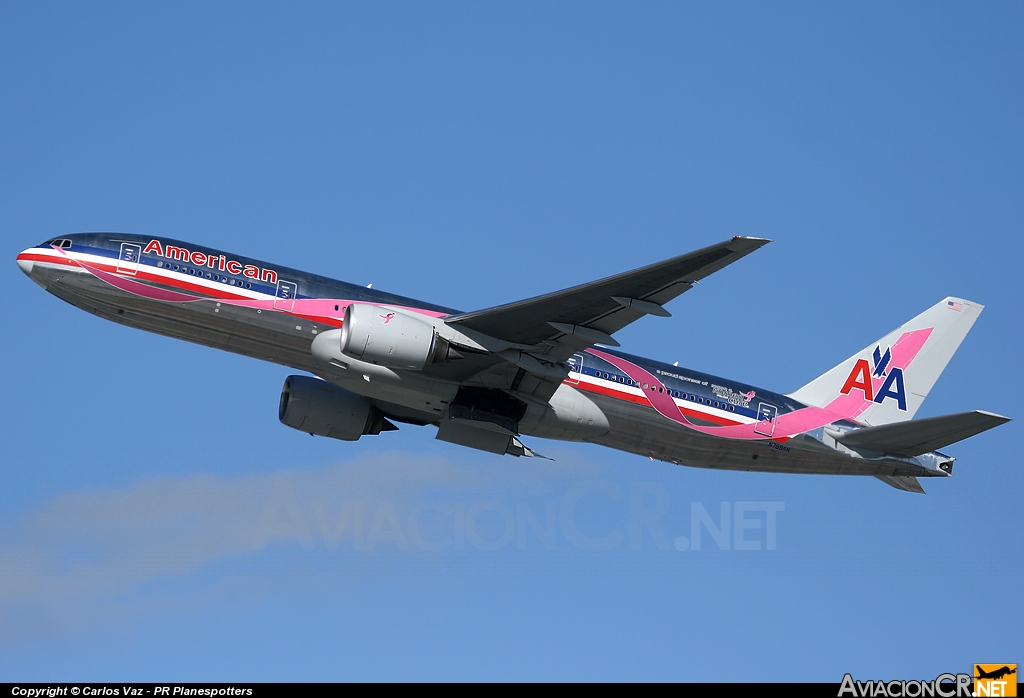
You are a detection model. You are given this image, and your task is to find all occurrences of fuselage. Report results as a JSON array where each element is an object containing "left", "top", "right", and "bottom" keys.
[{"left": 17, "top": 233, "right": 953, "bottom": 481}]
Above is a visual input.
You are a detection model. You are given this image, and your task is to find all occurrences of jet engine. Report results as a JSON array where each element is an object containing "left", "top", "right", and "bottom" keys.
[
  {"left": 340, "top": 303, "right": 452, "bottom": 370},
  {"left": 279, "top": 375, "right": 396, "bottom": 441}
]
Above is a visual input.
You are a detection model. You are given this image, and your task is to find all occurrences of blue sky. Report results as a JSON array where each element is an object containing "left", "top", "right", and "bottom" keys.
[{"left": 1, "top": 2, "right": 1021, "bottom": 681}]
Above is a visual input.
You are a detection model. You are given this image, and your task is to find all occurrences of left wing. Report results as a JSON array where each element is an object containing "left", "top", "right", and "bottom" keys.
[
  {"left": 438, "top": 237, "right": 769, "bottom": 404},
  {"left": 446, "top": 236, "right": 769, "bottom": 351}
]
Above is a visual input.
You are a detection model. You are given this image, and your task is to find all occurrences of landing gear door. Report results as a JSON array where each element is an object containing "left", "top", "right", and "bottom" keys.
[
  {"left": 754, "top": 402, "right": 778, "bottom": 437},
  {"left": 565, "top": 353, "right": 585, "bottom": 385},
  {"left": 117, "top": 243, "right": 141, "bottom": 276},
  {"left": 274, "top": 280, "right": 298, "bottom": 311}
]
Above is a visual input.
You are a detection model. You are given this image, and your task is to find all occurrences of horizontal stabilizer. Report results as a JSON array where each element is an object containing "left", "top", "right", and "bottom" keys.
[
  {"left": 875, "top": 475, "right": 926, "bottom": 494},
  {"left": 838, "top": 410, "right": 1010, "bottom": 457}
]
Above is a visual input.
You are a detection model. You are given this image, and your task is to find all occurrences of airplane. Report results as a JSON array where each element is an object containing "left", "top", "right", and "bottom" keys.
[
  {"left": 16, "top": 234, "right": 1010, "bottom": 493},
  {"left": 975, "top": 666, "right": 1016, "bottom": 681}
]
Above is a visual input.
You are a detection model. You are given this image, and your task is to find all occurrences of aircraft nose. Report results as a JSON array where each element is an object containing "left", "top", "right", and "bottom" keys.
[{"left": 16, "top": 250, "right": 34, "bottom": 277}]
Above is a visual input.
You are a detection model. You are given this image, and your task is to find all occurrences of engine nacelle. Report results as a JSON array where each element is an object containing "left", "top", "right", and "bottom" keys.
[
  {"left": 279, "top": 375, "right": 392, "bottom": 441},
  {"left": 340, "top": 304, "right": 450, "bottom": 370}
]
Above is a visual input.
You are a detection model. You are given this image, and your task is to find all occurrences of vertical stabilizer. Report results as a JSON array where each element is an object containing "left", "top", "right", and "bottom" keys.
[{"left": 788, "top": 298, "right": 983, "bottom": 426}]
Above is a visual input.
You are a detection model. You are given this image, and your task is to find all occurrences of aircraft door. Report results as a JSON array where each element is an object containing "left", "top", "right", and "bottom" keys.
[
  {"left": 274, "top": 279, "right": 298, "bottom": 311},
  {"left": 565, "top": 353, "right": 585, "bottom": 385},
  {"left": 117, "top": 242, "right": 141, "bottom": 276},
  {"left": 754, "top": 402, "right": 778, "bottom": 437}
]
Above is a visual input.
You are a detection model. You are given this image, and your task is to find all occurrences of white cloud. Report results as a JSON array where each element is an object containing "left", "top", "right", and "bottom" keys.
[{"left": 0, "top": 447, "right": 615, "bottom": 645}]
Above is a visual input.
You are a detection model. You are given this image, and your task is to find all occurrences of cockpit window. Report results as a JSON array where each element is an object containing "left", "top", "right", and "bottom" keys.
[{"left": 47, "top": 238, "right": 72, "bottom": 248}]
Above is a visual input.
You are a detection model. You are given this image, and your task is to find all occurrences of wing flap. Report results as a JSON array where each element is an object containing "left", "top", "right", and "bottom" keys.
[{"left": 838, "top": 410, "right": 1010, "bottom": 457}]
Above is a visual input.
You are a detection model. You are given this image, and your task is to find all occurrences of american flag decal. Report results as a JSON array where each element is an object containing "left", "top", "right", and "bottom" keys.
[{"left": 947, "top": 301, "right": 963, "bottom": 311}]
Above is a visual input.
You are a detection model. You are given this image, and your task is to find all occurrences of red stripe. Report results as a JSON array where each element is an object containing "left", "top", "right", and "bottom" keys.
[
  {"left": 575, "top": 380, "right": 743, "bottom": 427},
  {"left": 26, "top": 252, "right": 263, "bottom": 300},
  {"left": 22, "top": 251, "right": 346, "bottom": 327},
  {"left": 291, "top": 312, "right": 343, "bottom": 328},
  {"left": 18, "top": 251, "right": 67, "bottom": 265}
]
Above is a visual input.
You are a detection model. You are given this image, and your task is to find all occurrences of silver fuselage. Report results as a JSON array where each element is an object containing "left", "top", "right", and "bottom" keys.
[{"left": 17, "top": 234, "right": 952, "bottom": 482}]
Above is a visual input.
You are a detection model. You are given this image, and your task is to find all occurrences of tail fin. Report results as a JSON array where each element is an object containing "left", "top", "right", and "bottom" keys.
[{"left": 788, "top": 297, "right": 983, "bottom": 426}]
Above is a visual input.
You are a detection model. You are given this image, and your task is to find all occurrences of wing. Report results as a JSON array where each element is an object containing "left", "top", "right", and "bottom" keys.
[
  {"left": 446, "top": 236, "right": 770, "bottom": 349},
  {"left": 435, "top": 237, "right": 769, "bottom": 406}
]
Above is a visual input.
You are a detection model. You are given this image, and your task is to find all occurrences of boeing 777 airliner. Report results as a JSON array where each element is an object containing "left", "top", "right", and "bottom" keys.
[{"left": 17, "top": 234, "right": 1008, "bottom": 492}]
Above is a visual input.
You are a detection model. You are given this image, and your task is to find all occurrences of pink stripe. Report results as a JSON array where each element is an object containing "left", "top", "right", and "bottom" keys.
[
  {"left": 588, "top": 332, "right": 931, "bottom": 441},
  {"left": 821, "top": 328, "right": 932, "bottom": 420},
  {"left": 72, "top": 256, "right": 205, "bottom": 303},
  {"left": 57, "top": 247, "right": 451, "bottom": 324}
]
